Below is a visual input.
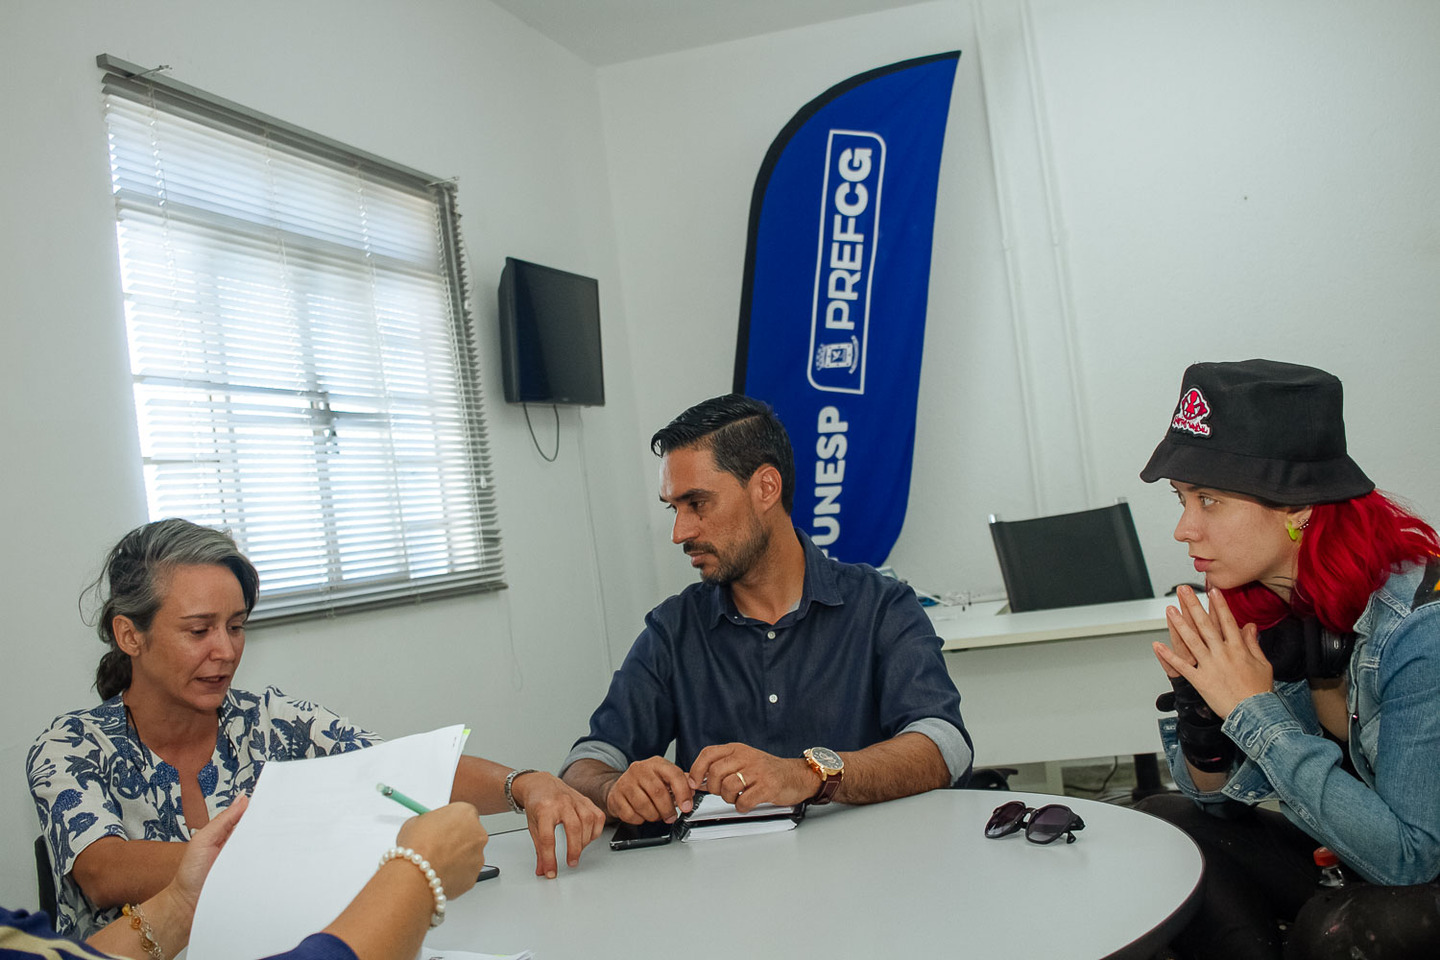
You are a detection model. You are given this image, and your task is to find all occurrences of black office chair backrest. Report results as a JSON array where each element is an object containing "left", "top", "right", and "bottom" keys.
[
  {"left": 35, "top": 836, "right": 58, "bottom": 928},
  {"left": 989, "top": 500, "right": 1154, "bottom": 613}
]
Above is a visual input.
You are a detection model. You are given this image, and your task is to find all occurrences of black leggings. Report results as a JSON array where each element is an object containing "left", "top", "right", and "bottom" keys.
[{"left": 1136, "top": 793, "right": 1440, "bottom": 960}]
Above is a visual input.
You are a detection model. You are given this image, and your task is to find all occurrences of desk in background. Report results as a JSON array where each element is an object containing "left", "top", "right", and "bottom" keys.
[
  {"left": 432, "top": 790, "right": 1202, "bottom": 960},
  {"left": 931, "top": 597, "right": 1175, "bottom": 771}
]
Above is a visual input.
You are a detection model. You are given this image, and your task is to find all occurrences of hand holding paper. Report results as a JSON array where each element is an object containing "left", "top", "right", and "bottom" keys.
[{"left": 189, "top": 725, "right": 468, "bottom": 960}]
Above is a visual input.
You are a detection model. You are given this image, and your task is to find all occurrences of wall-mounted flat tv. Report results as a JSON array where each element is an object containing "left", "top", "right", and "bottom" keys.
[{"left": 497, "top": 257, "right": 605, "bottom": 406}]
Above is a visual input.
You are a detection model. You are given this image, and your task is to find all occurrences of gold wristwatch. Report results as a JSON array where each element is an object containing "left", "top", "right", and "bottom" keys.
[{"left": 803, "top": 747, "right": 844, "bottom": 805}]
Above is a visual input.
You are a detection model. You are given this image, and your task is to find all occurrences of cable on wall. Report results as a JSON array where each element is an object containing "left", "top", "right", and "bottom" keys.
[
  {"left": 523, "top": 403, "right": 560, "bottom": 462},
  {"left": 575, "top": 408, "right": 615, "bottom": 677}
]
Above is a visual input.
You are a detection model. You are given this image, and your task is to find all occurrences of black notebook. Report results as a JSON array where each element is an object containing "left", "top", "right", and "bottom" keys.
[{"left": 676, "top": 792, "right": 805, "bottom": 842}]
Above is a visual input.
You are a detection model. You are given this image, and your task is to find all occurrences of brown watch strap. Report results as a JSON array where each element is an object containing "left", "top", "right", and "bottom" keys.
[{"left": 810, "top": 771, "right": 842, "bottom": 805}]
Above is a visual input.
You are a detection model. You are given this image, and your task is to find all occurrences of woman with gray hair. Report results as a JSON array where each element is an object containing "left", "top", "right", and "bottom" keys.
[
  {"left": 28, "top": 518, "right": 602, "bottom": 941},
  {"left": 84, "top": 518, "right": 261, "bottom": 702}
]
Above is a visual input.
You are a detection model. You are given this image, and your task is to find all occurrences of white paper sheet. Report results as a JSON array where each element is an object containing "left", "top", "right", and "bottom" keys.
[
  {"left": 189, "top": 725, "right": 467, "bottom": 960},
  {"left": 685, "top": 792, "right": 801, "bottom": 821}
]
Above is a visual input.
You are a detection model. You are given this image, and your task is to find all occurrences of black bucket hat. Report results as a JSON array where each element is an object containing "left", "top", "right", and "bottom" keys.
[{"left": 1140, "top": 359, "right": 1374, "bottom": 506}]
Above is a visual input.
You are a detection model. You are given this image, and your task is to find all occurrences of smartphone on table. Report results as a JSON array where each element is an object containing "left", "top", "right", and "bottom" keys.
[{"left": 609, "top": 819, "right": 675, "bottom": 851}]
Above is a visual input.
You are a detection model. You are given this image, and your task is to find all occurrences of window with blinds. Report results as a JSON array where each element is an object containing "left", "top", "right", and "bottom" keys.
[{"left": 100, "top": 57, "right": 504, "bottom": 622}]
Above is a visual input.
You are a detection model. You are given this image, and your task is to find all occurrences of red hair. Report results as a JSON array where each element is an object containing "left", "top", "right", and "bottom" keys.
[{"left": 1223, "top": 491, "right": 1440, "bottom": 634}]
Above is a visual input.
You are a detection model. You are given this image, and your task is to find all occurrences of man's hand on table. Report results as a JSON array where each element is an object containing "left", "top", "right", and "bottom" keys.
[
  {"left": 688, "top": 742, "right": 820, "bottom": 813},
  {"left": 604, "top": 756, "right": 696, "bottom": 824}
]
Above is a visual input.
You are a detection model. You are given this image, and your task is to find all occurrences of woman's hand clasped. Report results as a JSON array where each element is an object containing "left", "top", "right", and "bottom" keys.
[{"left": 1152, "top": 585, "right": 1275, "bottom": 718}]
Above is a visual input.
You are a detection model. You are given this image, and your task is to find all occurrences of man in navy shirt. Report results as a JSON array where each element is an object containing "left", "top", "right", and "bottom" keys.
[{"left": 561, "top": 395, "right": 972, "bottom": 824}]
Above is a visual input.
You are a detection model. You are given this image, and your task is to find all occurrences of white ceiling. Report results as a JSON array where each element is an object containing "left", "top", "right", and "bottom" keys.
[{"left": 488, "top": 0, "right": 935, "bottom": 65}]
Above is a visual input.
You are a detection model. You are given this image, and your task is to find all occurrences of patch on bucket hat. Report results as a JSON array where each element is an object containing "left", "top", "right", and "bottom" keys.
[{"left": 1170, "top": 387, "right": 1212, "bottom": 437}]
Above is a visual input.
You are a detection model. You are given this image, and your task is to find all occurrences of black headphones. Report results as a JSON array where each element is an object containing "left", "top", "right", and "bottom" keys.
[{"left": 1257, "top": 616, "right": 1355, "bottom": 681}]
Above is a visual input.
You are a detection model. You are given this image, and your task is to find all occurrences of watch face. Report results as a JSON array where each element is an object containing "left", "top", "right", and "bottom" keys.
[{"left": 809, "top": 747, "right": 843, "bottom": 771}]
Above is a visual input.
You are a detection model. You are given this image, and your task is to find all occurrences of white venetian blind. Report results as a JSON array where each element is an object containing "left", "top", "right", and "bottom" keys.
[{"left": 101, "top": 62, "right": 504, "bottom": 621}]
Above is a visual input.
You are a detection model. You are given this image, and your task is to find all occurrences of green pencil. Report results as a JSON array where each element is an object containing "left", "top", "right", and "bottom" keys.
[{"left": 376, "top": 782, "right": 430, "bottom": 815}]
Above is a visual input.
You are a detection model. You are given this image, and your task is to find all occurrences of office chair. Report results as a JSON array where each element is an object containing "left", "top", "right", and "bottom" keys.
[
  {"left": 963, "top": 767, "right": 1019, "bottom": 791},
  {"left": 989, "top": 499, "right": 1165, "bottom": 800},
  {"left": 35, "top": 836, "right": 58, "bottom": 928},
  {"left": 988, "top": 500, "right": 1153, "bottom": 613}
]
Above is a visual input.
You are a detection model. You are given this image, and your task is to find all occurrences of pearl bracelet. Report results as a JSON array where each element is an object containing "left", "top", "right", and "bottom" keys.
[{"left": 379, "top": 846, "right": 447, "bottom": 927}]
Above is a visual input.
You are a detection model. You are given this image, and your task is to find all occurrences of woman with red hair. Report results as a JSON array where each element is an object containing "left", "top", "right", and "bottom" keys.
[{"left": 1138, "top": 359, "right": 1440, "bottom": 960}]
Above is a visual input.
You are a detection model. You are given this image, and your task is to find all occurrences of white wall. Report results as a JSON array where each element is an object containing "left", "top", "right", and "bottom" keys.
[
  {"left": 598, "top": 0, "right": 1440, "bottom": 602},
  {"left": 0, "top": 0, "right": 659, "bottom": 909}
]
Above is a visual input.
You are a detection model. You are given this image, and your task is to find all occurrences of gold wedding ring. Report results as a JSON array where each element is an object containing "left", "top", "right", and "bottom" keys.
[{"left": 736, "top": 771, "right": 747, "bottom": 789}]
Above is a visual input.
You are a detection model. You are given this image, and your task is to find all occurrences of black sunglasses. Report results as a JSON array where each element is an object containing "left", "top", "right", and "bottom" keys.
[{"left": 984, "top": 800, "right": 1086, "bottom": 844}]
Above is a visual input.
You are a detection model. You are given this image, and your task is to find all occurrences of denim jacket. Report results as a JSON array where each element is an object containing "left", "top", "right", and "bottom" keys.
[{"left": 1159, "top": 561, "right": 1440, "bottom": 885}]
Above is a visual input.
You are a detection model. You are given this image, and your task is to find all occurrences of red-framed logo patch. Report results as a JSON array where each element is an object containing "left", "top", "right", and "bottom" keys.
[{"left": 1170, "top": 386, "right": 1212, "bottom": 437}]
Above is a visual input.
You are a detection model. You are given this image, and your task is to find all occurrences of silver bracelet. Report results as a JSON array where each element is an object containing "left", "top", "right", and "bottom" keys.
[
  {"left": 504, "top": 768, "right": 537, "bottom": 813},
  {"left": 379, "top": 846, "right": 447, "bottom": 927}
]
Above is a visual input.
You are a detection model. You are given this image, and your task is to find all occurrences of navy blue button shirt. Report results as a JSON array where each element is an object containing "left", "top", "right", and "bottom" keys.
[{"left": 563, "top": 529, "right": 973, "bottom": 783}]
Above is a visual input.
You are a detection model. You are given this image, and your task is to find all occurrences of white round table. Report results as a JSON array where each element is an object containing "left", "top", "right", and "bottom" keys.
[{"left": 427, "top": 789, "right": 1202, "bottom": 959}]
